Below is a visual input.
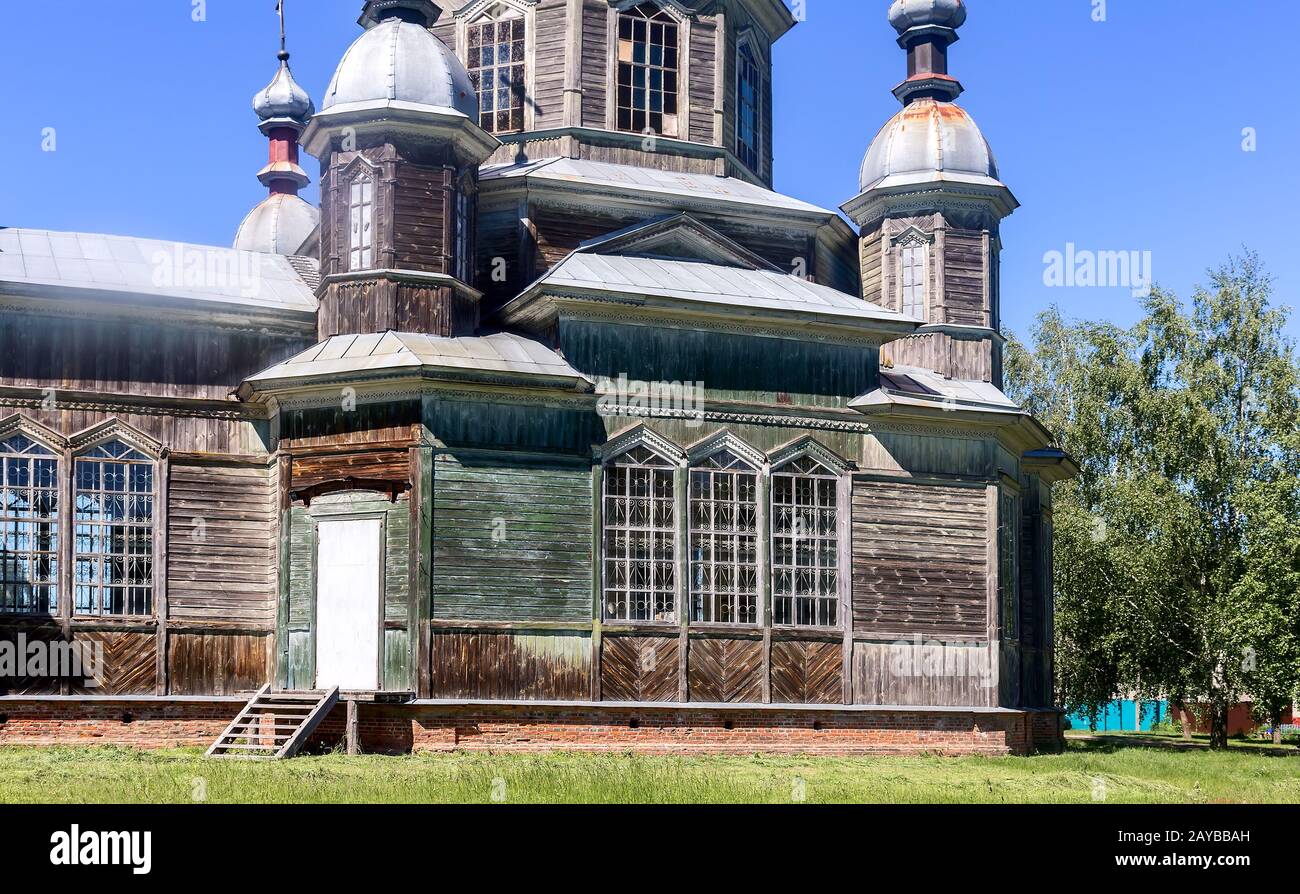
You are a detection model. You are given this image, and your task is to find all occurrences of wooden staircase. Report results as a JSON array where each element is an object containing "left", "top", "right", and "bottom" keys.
[{"left": 206, "top": 684, "right": 340, "bottom": 760}]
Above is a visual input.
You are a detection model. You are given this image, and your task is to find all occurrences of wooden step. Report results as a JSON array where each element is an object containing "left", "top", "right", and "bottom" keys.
[{"left": 205, "top": 684, "right": 341, "bottom": 761}]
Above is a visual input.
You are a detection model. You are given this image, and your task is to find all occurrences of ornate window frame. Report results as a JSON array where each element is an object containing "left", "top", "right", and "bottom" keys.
[
  {"left": 340, "top": 157, "right": 379, "bottom": 273},
  {"left": 0, "top": 415, "right": 66, "bottom": 617},
  {"left": 607, "top": 0, "right": 691, "bottom": 140},
  {"left": 685, "top": 431, "right": 766, "bottom": 627},
  {"left": 455, "top": 0, "right": 538, "bottom": 135},
  {"left": 893, "top": 227, "right": 933, "bottom": 322},
  {"left": 597, "top": 424, "right": 684, "bottom": 625},
  {"left": 766, "top": 436, "right": 852, "bottom": 631},
  {"left": 68, "top": 419, "right": 164, "bottom": 620},
  {"left": 734, "top": 28, "right": 766, "bottom": 177}
]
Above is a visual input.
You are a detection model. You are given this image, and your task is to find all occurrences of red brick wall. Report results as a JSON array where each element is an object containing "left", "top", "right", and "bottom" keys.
[
  {"left": 0, "top": 699, "right": 239, "bottom": 748},
  {"left": 0, "top": 699, "right": 1065, "bottom": 756}
]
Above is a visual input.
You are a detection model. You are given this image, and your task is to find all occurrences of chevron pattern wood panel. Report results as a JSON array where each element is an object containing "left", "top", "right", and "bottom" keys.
[
  {"left": 688, "top": 637, "right": 763, "bottom": 703},
  {"left": 0, "top": 627, "right": 63, "bottom": 695},
  {"left": 601, "top": 635, "right": 679, "bottom": 702},
  {"left": 69, "top": 632, "right": 157, "bottom": 696},
  {"left": 771, "top": 640, "right": 843, "bottom": 705}
]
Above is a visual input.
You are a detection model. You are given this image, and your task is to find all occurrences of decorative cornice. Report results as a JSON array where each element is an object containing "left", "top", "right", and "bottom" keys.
[
  {"left": 684, "top": 429, "right": 766, "bottom": 469},
  {"left": 0, "top": 413, "right": 67, "bottom": 451},
  {"left": 768, "top": 435, "right": 855, "bottom": 474},
  {"left": 68, "top": 417, "right": 165, "bottom": 458},
  {"left": 598, "top": 422, "right": 686, "bottom": 464},
  {"left": 0, "top": 389, "right": 264, "bottom": 422}
]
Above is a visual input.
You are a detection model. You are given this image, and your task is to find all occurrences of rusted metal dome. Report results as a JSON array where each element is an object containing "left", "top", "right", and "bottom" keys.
[{"left": 859, "top": 98, "right": 1000, "bottom": 193}]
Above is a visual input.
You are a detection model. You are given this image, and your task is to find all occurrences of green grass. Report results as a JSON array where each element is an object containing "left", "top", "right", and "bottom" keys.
[{"left": 2, "top": 736, "right": 1297, "bottom": 804}]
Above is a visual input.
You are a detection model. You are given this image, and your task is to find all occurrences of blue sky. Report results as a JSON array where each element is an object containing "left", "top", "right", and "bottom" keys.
[{"left": 2, "top": 0, "right": 1295, "bottom": 340}]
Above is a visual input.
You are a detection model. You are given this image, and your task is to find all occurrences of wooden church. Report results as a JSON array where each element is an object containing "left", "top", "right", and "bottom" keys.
[{"left": 0, "top": 0, "right": 1074, "bottom": 756}]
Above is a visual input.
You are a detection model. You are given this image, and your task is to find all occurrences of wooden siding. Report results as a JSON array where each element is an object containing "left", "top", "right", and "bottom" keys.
[
  {"left": 432, "top": 454, "right": 593, "bottom": 622},
  {"left": 770, "top": 639, "right": 842, "bottom": 705},
  {"left": 579, "top": 0, "right": 608, "bottom": 127},
  {"left": 851, "top": 479, "right": 989, "bottom": 638},
  {"left": 279, "top": 403, "right": 422, "bottom": 451},
  {"left": 69, "top": 631, "right": 157, "bottom": 695},
  {"left": 686, "top": 635, "right": 763, "bottom": 703},
  {"left": 852, "top": 640, "right": 995, "bottom": 708},
  {"left": 167, "top": 461, "right": 277, "bottom": 627},
  {"left": 0, "top": 402, "right": 268, "bottom": 458},
  {"left": 533, "top": 0, "right": 569, "bottom": 129},
  {"left": 168, "top": 631, "right": 270, "bottom": 696},
  {"left": 429, "top": 630, "right": 590, "bottom": 699},
  {"left": 600, "top": 634, "right": 679, "bottom": 702},
  {"left": 941, "top": 229, "right": 989, "bottom": 327},
  {"left": 290, "top": 449, "right": 414, "bottom": 493},
  {"left": 688, "top": 16, "right": 717, "bottom": 146}
]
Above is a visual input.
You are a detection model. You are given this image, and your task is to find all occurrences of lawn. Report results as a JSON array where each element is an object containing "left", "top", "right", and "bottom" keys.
[{"left": 1, "top": 735, "right": 1297, "bottom": 804}]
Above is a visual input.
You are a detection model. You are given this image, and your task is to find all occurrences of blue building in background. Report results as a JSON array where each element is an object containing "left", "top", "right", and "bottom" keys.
[{"left": 1066, "top": 700, "right": 1168, "bottom": 733}]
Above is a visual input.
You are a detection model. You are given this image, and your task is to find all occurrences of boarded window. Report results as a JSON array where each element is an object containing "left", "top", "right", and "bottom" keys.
[
  {"left": 736, "top": 42, "right": 761, "bottom": 172},
  {"left": 348, "top": 174, "right": 375, "bottom": 272},
  {"left": 689, "top": 449, "right": 759, "bottom": 625},
  {"left": 603, "top": 445, "right": 676, "bottom": 622},
  {"left": 771, "top": 456, "right": 839, "bottom": 627},
  {"left": 616, "top": 3, "right": 679, "bottom": 137},
  {"left": 468, "top": 11, "right": 526, "bottom": 134},
  {"left": 998, "top": 489, "right": 1020, "bottom": 640},
  {"left": 0, "top": 435, "right": 59, "bottom": 614},
  {"left": 900, "top": 241, "right": 927, "bottom": 321},
  {"left": 73, "top": 441, "right": 154, "bottom": 617}
]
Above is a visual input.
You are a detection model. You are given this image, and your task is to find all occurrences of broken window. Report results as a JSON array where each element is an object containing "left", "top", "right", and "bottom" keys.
[
  {"left": 617, "top": 3, "right": 679, "bottom": 137},
  {"left": 468, "top": 8, "right": 526, "bottom": 134}
]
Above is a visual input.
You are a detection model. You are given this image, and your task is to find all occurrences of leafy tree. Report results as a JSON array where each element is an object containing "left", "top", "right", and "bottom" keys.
[{"left": 1007, "top": 252, "right": 1300, "bottom": 747}]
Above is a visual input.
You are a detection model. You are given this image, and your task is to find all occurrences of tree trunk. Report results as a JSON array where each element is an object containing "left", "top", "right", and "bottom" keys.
[
  {"left": 1273, "top": 711, "right": 1283, "bottom": 746},
  {"left": 1209, "top": 704, "right": 1230, "bottom": 749},
  {"left": 1177, "top": 705, "right": 1194, "bottom": 741}
]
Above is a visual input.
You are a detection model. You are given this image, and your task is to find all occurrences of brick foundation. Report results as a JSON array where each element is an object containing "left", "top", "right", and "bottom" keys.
[{"left": 0, "top": 698, "right": 1065, "bottom": 756}]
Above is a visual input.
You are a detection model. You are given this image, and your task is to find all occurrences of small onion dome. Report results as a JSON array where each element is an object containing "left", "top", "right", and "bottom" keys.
[
  {"left": 254, "top": 51, "right": 315, "bottom": 132},
  {"left": 888, "top": 0, "right": 966, "bottom": 34},
  {"left": 859, "top": 98, "right": 999, "bottom": 193},
  {"left": 234, "top": 193, "right": 320, "bottom": 256},
  {"left": 322, "top": 16, "right": 477, "bottom": 120}
]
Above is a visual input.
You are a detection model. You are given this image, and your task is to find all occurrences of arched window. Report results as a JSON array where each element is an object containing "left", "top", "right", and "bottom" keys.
[
  {"left": 347, "top": 170, "right": 375, "bottom": 272},
  {"left": 897, "top": 233, "right": 929, "bottom": 321},
  {"left": 689, "top": 447, "right": 759, "bottom": 625},
  {"left": 603, "top": 443, "right": 677, "bottom": 622},
  {"left": 466, "top": 4, "right": 527, "bottom": 133},
  {"left": 771, "top": 454, "right": 841, "bottom": 627},
  {"left": 616, "top": 2, "right": 680, "bottom": 137},
  {"left": 73, "top": 441, "right": 154, "bottom": 617},
  {"left": 736, "top": 39, "right": 762, "bottom": 172},
  {"left": 0, "top": 435, "right": 60, "bottom": 614}
]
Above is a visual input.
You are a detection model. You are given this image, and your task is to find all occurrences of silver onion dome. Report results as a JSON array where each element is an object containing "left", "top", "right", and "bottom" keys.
[
  {"left": 888, "top": 0, "right": 967, "bottom": 34},
  {"left": 254, "top": 51, "right": 315, "bottom": 127},
  {"left": 321, "top": 16, "right": 477, "bottom": 119}
]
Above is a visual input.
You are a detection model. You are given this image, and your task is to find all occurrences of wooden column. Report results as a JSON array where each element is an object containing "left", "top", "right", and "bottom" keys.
[
  {"left": 58, "top": 443, "right": 73, "bottom": 695},
  {"left": 154, "top": 449, "right": 171, "bottom": 696},
  {"left": 590, "top": 459, "right": 603, "bottom": 701},
  {"left": 564, "top": 0, "right": 584, "bottom": 131},
  {"left": 346, "top": 698, "right": 359, "bottom": 756},
  {"left": 675, "top": 456, "right": 689, "bottom": 701}
]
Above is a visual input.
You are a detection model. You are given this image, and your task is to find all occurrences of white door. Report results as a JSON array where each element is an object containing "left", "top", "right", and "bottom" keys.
[{"left": 315, "top": 518, "right": 382, "bottom": 691}]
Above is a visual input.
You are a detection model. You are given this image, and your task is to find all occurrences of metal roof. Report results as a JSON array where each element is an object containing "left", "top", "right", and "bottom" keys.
[
  {"left": 480, "top": 157, "right": 835, "bottom": 217},
  {"left": 234, "top": 194, "right": 320, "bottom": 256},
  {"left": 521, "top": 252, "right": 917, "bottom": 327},
  {"left": 0, "top": 228, "right": 318, "bottom": 316},
  {"left": 852, "top": 364, "right": 1021, "bottom": 414},
  {"left": 859, "top": 99, "right": 1002, "bottom": 194},
  {"left": 239, "top": 331, "right": 593, "bottom": 396}
]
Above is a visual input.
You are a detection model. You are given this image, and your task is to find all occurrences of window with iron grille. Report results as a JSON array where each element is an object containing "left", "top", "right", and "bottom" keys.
[
  {"left": 900, "top": 241, "right": 927, "bottom": 321},
  {"left": 689, "top": 449, "right": 759, "bottom": 625},
  {"left": 468, "top": 11, "right": 526, "bottom": 134},
  {"left": 348, "top": 172, "right": 375, "bottom": 271},
  {"left": 603, "top": 445, "right": 676, "bottom": 622},
  {"left": 736, "top": 41, "right": 762, "bottom": 172},
  {"left": 0, "top": 435, "right": 59, "bottom": 614},
  {"left": 771, "top": 456, "right": 839, "bottom": 627},
  {"left": 73, "top": 441, "right": 153, "bottom": 617},
  {"left": 616, "top": 3, "right": 679, "bottom": 137}
]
